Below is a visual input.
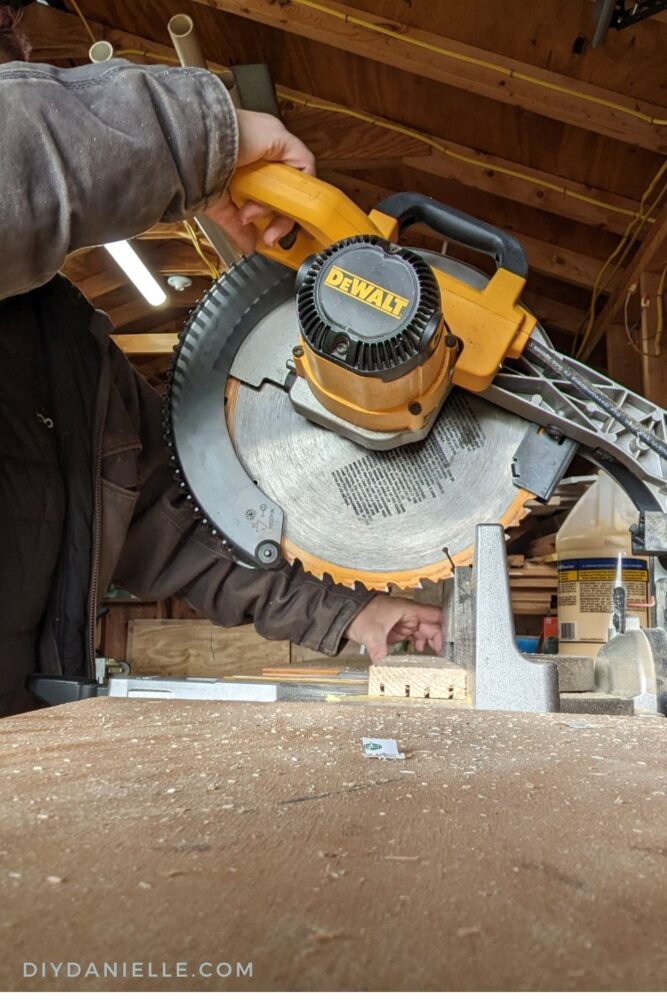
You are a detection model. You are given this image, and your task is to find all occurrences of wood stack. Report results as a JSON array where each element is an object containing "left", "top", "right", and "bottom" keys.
[
  {"left": 505, "top": 477, "right": 595, "bottom": 615},
  {"left": 508, "top": 556, "right": 558, "bottom": 616}
]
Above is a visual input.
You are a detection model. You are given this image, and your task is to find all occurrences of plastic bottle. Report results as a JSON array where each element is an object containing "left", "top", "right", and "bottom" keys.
[{"left": 556, "top": 472, "right": 650, "bottom": 657}]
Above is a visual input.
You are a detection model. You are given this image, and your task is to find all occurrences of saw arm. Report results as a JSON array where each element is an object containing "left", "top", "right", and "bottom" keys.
[{"left": 163, "top": 163, "right": 667, "bottom": 585}]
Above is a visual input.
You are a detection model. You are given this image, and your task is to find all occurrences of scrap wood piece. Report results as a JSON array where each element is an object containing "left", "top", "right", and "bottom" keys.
[{"left": 369, "top": 656, "right": 466, "bottom": 700}]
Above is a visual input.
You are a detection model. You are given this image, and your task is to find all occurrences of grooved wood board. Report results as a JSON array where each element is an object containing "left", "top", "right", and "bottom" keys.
[
  {"left": 368, "top": 657, "right": 467, "bottom": 699},
  {"left": 127, "top": 620, "right": 290, "bottom": 676},
  {"left": 1, "top": 701, "right": 666, "bottom": 991}
]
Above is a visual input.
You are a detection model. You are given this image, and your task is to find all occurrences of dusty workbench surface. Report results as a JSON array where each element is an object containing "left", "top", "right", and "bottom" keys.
[{"left": 0, "top": 700, "right": 666, "bottom": 991}]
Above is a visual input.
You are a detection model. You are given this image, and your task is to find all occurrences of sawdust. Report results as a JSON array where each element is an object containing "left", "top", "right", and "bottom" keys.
[{"left": 0, "top": 702, "right": 666, "bottom": 989}]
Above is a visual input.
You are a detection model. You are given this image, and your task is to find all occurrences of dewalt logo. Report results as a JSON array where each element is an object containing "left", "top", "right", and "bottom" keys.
[{"left": 323, "top": 265, "right": 410, "bottom": 319}]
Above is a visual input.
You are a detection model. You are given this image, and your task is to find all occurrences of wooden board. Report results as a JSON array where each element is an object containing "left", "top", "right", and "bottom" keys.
[
  {"left": 369, "top": 656, "right": 467, "bottom": 700},
  {"left": 127, "top": 620, "right": 290, "bottom": 676},
  {"left": 0, "top": 701, "right": 666, "bottom": 990}
]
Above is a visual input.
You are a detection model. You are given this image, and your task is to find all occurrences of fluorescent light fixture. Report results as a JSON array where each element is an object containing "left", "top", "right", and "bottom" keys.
[{"left": 105, "top": 240, "right": 167, "bottom": 307}]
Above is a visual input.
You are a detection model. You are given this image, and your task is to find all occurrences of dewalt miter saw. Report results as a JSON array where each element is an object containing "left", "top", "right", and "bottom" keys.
[{"left": 165, "top": 164, "right": 667, "bottom": 590}]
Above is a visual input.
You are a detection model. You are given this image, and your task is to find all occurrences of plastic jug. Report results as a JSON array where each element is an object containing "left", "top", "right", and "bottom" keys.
[{"left": 556, "top": 472, "right": 650, "bottom": 657}]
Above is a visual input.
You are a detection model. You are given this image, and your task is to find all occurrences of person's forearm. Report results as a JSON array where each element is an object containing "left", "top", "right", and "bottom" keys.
[
  {"left": 0, "top": 59, "right": 237, "bottom": 300},
  {"left": 116, "top": 489, "right": 374, "bottom": 656}
]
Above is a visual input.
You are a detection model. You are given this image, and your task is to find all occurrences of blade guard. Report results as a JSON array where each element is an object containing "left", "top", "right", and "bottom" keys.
[{"left": 229, "top": 162, "right": 537, "bottom": 392}]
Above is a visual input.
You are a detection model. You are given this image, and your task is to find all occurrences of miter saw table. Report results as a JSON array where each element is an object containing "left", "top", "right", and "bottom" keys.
[
  {"left": 1, "top": 698, "right": 666, "bottom": 991},
  {"left": 30, "top": 521, "right": 667, "bottom": 718}
]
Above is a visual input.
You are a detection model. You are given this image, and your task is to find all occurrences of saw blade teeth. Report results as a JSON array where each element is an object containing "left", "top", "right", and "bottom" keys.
[{"left": 283, "top": 488, "right": 534, "bottom": 592}]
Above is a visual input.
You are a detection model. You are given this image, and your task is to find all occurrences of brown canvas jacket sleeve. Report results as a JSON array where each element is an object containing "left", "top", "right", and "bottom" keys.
[
  {"left": 108, "top": 349, "right": 373, "bottom": 656},
  {"left": 0, "top": 59, "right": 237, "bottom": 300}
]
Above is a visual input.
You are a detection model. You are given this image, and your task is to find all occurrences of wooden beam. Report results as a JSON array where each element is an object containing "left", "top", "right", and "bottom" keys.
[
  {"left": 281, "top": 106, "right": 425, "bottom": 169},
  {"left": 22, "top": 3, "right": 181, "bottom": 65},
  {"left": 137, "top": 224, "right": 192, "bottom": 243},
  {"left": 323, "top": 171, "right": 609, "bottom": 289},
  {"left": 148, "top": 242, "right": 219, "bottom": 276},
  {"left": 282, "top": 102, "right": 643, "bottom": 236},
  {"left": 72, "top": 243, "right": 214, "bottom": 301},
  {"left": 605, "top": 323, "right": 643, "bottom": 395},
  {"left": 112, "top": 333, "right": 179, "bottom": 355},
  {"left": 194, "top": 0, "right": 667, "bottom": 152},
  {"left": 578, "top": 198, "right": 667, "bottom": 360},
  {"left": 105, "top": 299, "right": 172, "bottom": 331},
  {"left": 639, "top": 270, "right": 667, "bottom": 407},
  {"left": 521, "top": 294, "right": 585, "bottom": 336},
  {"left": 25, "top": 5, "right": 646, "bottom": 237},
  {"left": 104, "top": 278, "right": 209, "bottom": 329}
]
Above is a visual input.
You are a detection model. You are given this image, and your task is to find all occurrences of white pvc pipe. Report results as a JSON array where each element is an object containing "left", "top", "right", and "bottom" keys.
[
  {"left": 89, "top": 40, "right": 114, "bottom": 63},
  {"left": 168, "top": 12, "right": 240, "bottom": 107},
  {"left": 167, "top": 12, "right": 241, "bottom": 265},
  {"left": 168, "top": 14, "right": 207, "bottom": 68}
]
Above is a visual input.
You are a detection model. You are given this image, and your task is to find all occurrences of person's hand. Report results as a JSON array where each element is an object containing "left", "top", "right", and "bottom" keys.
[
  {"left": 345, "top": 596, "right": 444, "bottom": 664},
  {"left": 205, "top": 110, "right": 315, "bottom": 255}
]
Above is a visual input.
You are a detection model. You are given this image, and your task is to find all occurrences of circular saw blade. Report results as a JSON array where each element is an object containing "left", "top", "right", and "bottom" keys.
[
  {"left": 168, "top": 250, "right": 535, "bottom": 590},
  {"left": 227, "top": 377, "right": 532, "bottom": 589}
]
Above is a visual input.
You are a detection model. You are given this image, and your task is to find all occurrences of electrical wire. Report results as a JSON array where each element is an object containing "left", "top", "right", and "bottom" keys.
[
  {"left": 575, "top": 162, "right": 667, "bottom": 358},
  {"left": 623, "top": 285, "right": 647, "bottom": 356},
  {"left": 182, "top": 220, "right": 220, "bottom": 280},
  {"left": 68, "top": 0, "right": 96, "bottom": 45},
  {"left": 288, "top": 0, "right": 667, "bottom": 127},
  {"left": 67, "top": 1, "right": 660, "bottom": 233},
  {"left": 68, "top": 0, "right": 667, "bottom": 337},
  {"left": 622, "top": 279, "right": 663, "bottom": 358},
  {"left": 656, "top": 261, "right": 667, "bottom": 355},
  {"left": 277, "top": 89, "right": 655, "bottom": 226},
  {"left": 115, "top": 48, "right": 181, "bottom": 64}
]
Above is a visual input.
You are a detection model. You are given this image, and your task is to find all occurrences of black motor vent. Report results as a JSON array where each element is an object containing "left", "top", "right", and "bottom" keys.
[{"left": 296, "top": 236, "right": 443, "bottom": 380}]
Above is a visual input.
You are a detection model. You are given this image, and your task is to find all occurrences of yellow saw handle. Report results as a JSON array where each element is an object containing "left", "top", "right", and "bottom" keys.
[
  {"left": 229, "top": 162, "right": 536, "bottom": 392},
  {"left": 228, "top": 162, "right": 396, "bottom": 269}
]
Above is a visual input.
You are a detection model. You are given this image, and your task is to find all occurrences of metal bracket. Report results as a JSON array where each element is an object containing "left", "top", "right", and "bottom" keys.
[
  {"left": 469, "top": 524, "right": 560, "bottom": 713},
  {"left": 512, "top": 423, "right": 579, "bottom": 501},
  {"left": 632, "top": 510, "right": 667, "bottom": 555}
]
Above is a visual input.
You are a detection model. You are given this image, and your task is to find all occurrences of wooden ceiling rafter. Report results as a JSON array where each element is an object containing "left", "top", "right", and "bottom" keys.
[
  {"left": 71, "top": 240, "right": 216, "bottom": 302},
  {"left": 279, "top": 99, "right": 647, "bottom": 236},
  {"left": 322, "top": 170, "right": 611, "bottom": 292},
  {"left": 26, "top": 6, "right": 652, "bottom": 238},
  {"left": 23, "top": 0, "right": 665, "bottom": 357},
  {"left": 112, "top": 333, "right": 180, "bottom": 354},
  {"left": 192, "top": 0, "right": 667, "bottom": 152},
  {"left": 578, "top": 198, "right": 667, "bottom": 360}
]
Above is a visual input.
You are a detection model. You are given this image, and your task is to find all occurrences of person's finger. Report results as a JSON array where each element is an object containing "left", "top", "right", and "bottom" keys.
[
  {"left": 273, "top": 138, "right": 316, "bottom": 175},
  {"left": 416, "top": 621, "right": 444, "bottom": 654},
  {"left": 263, "top": 215, "right": 296, "bottom": 247},
  {"left": 366, "top": 630, "right": 388, "bottom": 664},
  {"left": 416, "top": 605, "right": 443, "bottom": 625},
  {"left": 204, "top": 192, "right": 257, "bottom": 255},
  {"left": 239, "top": 201, "right": 271, "bottom": 225}
]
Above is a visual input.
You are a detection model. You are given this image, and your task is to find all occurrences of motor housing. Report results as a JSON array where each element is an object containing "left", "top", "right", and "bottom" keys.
[{"left": 293, "top": 236, "right": 457, "bottom": 434}]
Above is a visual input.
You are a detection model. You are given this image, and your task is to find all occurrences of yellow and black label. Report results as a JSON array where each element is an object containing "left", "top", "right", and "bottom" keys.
[
  {"left": 558, "top": 557, "right": 649, "bottom": 583},
  {"left": 323, "top": 265, "right": 410, "bottom": 319}
]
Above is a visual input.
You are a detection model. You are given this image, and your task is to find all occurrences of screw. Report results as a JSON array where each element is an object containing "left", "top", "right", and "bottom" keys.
[
  {"left": 445, "top": 334, "right": 458, "bottom": 349},
  {"left": 408, "top": 401, "right": 422, "bottom": 415},
  {"left": 292, "top": 345, "right": 304, "bottom": 358},
  {"left": 257, "top": 542, "right": 280, "bottom": 565},
  {"left": 442, "top": 546, "right": 456, "bottom": 572}
]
